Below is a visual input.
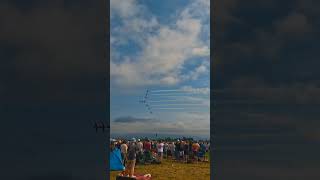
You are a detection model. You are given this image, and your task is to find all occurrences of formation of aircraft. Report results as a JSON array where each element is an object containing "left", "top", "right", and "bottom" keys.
[
  {"left": 139, "top": 89, "right": 153, "bottom": 114},
  {"left": 139, "top": 89, "right": 208, "bottom": 114},
  {"left": 93, "top": 121, "right": 108, "bottom": 133}
]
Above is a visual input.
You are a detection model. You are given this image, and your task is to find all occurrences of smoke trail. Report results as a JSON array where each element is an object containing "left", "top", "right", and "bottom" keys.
[
  {"left": 150, "top": 108, "right": 186, "bottom": 110},
  {"left": 148, "top": 95, "right": 195, "bottom": 99},
  {"left": 150, "top": 93, "right": 195, "bottom": 96},
  {"left": 151, "top": 107, "right": 205, "bottom": 110},
  {"left": 150, "top": 89, "right": 186, "bottom": 93},
  {"left": 150, "top": 104, "right": 207, "bottom": 106},
  {"left": 148, "top": 100, "right": 186, "bottom": 103}
]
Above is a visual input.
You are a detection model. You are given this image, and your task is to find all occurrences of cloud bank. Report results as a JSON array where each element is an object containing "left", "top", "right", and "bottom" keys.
[{"left": 110, "top": 0, "right": 210, "bottom": 87}]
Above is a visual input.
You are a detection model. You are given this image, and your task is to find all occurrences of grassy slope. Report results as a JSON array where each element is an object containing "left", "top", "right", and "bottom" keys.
[{"left": 110, "top": 155, "right": 210, "bottom": 180}]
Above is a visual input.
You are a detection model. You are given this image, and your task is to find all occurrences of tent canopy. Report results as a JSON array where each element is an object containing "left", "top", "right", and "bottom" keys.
[{"left": 110, "top": 148, "right": 125, "bottom": 171}]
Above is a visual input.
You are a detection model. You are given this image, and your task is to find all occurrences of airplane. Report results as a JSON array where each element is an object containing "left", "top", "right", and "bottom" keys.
[
  {"left": 93, "top": 121, "right": 106, "bottom": 133},
  {"left": 139, "top": 99, "right": 146, "bottom": 104},
  {"left": 145, "top": 104, "right": 153, "bottom": 114},
  {"left": 139, "top": 89, "right": 149, "bottom": 111},
  {"left": 139, "top": 90, "right": 149, "bottom": 104},
  {"left": 139, "top": 89, "right": 153, "bottom": 114},
  {"left": 144, "top": 90, "right": 149, "bottom": 99}
]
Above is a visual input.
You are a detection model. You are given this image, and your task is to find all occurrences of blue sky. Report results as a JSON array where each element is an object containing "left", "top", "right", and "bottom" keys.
[{"left": 110, "top": 0, "right": 210, "bottom": 138}]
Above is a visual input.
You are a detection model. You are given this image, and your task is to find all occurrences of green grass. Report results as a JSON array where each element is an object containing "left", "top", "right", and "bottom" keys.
[{"left": 110, "top": 154, "right": 210, "bottom": 180}]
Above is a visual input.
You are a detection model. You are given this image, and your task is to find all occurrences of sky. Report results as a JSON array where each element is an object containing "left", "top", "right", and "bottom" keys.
[{"left": 110, "top": 0, "right": 210, "bottom": 138}]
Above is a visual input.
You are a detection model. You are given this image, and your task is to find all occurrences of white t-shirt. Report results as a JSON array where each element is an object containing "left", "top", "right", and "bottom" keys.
[
  {"left": 120, "top": 143, "right": 128, "bottom": 154},
  {"left": 137, "top": 142, "right": 143, "bottom": 152},
  {"left": 205, "top": 143, "right": 209, "bottom": 150},
  {"left": 157, "top": 143, "right": 164, "bottom": 153},
  {"left": 171, "top": 143, "right": 176, "bottom": 151}
]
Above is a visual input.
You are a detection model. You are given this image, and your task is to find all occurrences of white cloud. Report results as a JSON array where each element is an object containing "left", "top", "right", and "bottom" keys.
[
  {"left": 180, "top": 86, "right": 210, "bottom": 95},
  {"left": 188, "top": 61, "right": 209, "bottom": 80},
  {"left": 110, "top": 0, "right": 159, "bottom": 47},
  {"left": 160, "top": 76, "right": 180, "bottom": 85},
  {"left": 111, "top": 111, "right": 210, "bottom": 136},
  {"left": 180, "top": 0, "right": 210, "bottom": 20},
  {"left": 110, "top": 0, "right": 140, "bottom": 18},
  {"left": 110, "top": 0, "right": 210, "bottom": 87},
  {"left": 191, "top": 46, "right": 210, "bottom": 56}
]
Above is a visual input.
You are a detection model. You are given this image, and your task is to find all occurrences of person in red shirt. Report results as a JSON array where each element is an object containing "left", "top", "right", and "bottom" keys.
[
  {"left": 143, "top": 139, "right": 152, "bottom": 162},
  {"left": 144, "top": 139, "right": 151, "bottom": 151}
]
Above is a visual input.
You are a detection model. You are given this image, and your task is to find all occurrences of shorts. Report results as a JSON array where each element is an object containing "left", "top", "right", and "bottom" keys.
[
  {"left": 193, "top": 151, "right": 198, "bottom": 156},
  {"left": 158, "top": 152, "right": 163, "bottom": 157},
  {"left": 126, "top": 159, "right": 136, "bottom": 169},
  {"left": 198, "top": 152, "right": 205, "bottom": 158},
  {"left": 121, "top": 153, "right": 127, "bottom": 161},
  {"left": 179, "top": 151, "right": 184, "bottom": 157},
  {"left": 175, "top": 151, "right": 180, "bottom": 159}
]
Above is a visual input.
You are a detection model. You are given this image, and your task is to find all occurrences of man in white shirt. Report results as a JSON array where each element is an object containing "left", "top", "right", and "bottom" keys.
[
  {"left": 136, "top": 139, "right": 144, "bottom": 164},
  {"left": 168, "top": 142, "right": 175, "bottom": 159},
  {"left": 157, "top": 140, "right": 164, "bottom": 161},
  {"left": 137, "top": 139, "right": 143, "bottom": 153}
]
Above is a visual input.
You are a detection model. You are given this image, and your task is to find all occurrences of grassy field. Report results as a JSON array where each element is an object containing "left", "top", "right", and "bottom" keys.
[{"left": 110, "top": 154, "right": 210, "bottom": 180}]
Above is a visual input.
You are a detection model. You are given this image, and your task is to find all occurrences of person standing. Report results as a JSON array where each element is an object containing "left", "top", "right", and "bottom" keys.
[
  {"left": 175, "top": 140, "right": 180, "bottom": 161},
  {"left": 169, "top": 142, "right": 175, "bottom": 160},
  {"left": 116, "top": 140, "right": 121, "bottom": 149},
  {"left": 125, "top": 139, "right": 139, "bottom": 178},
  {"left": 192, "top": 141, "right": 200, "bottom": 163},
  {"left": 136, "top": 139, "right": 144, "bottom": 163},
  {"left": 120, "top": 140, "right": 128, "bottom": 166},
  {"left": 204, "top": 142, "right": 209, "bottom": 161},
  {"left": 137, "top": 139, "right": 143, "bottom": 153},
  {"left": 183, "top": 141, "right": 189, "bottom": 163},
  {"left": 164, "top": 142, "right": 169, "bottom": 159},
  {"left": 157, "top": 140, "right": 164, "bottom": 162},
  {"left": 152, "top": 141, "right": 157, "bottom": 153},
  {"left": 143, "top": 139, "right": 152, "bottom": 162},
  {"left": 179, "top": 141, "right": 185, "bottom": 162},
  {"left": 199, "top": 142, "right": 206, "bottom": 162}
]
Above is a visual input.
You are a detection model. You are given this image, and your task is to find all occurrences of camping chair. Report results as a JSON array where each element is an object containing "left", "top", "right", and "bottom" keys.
[
  {"left": 144, "top": 151, "right": 152, "bottom": 163},
  {"left": 137, "top": 152, "right": 146, "bottom": 165}
]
